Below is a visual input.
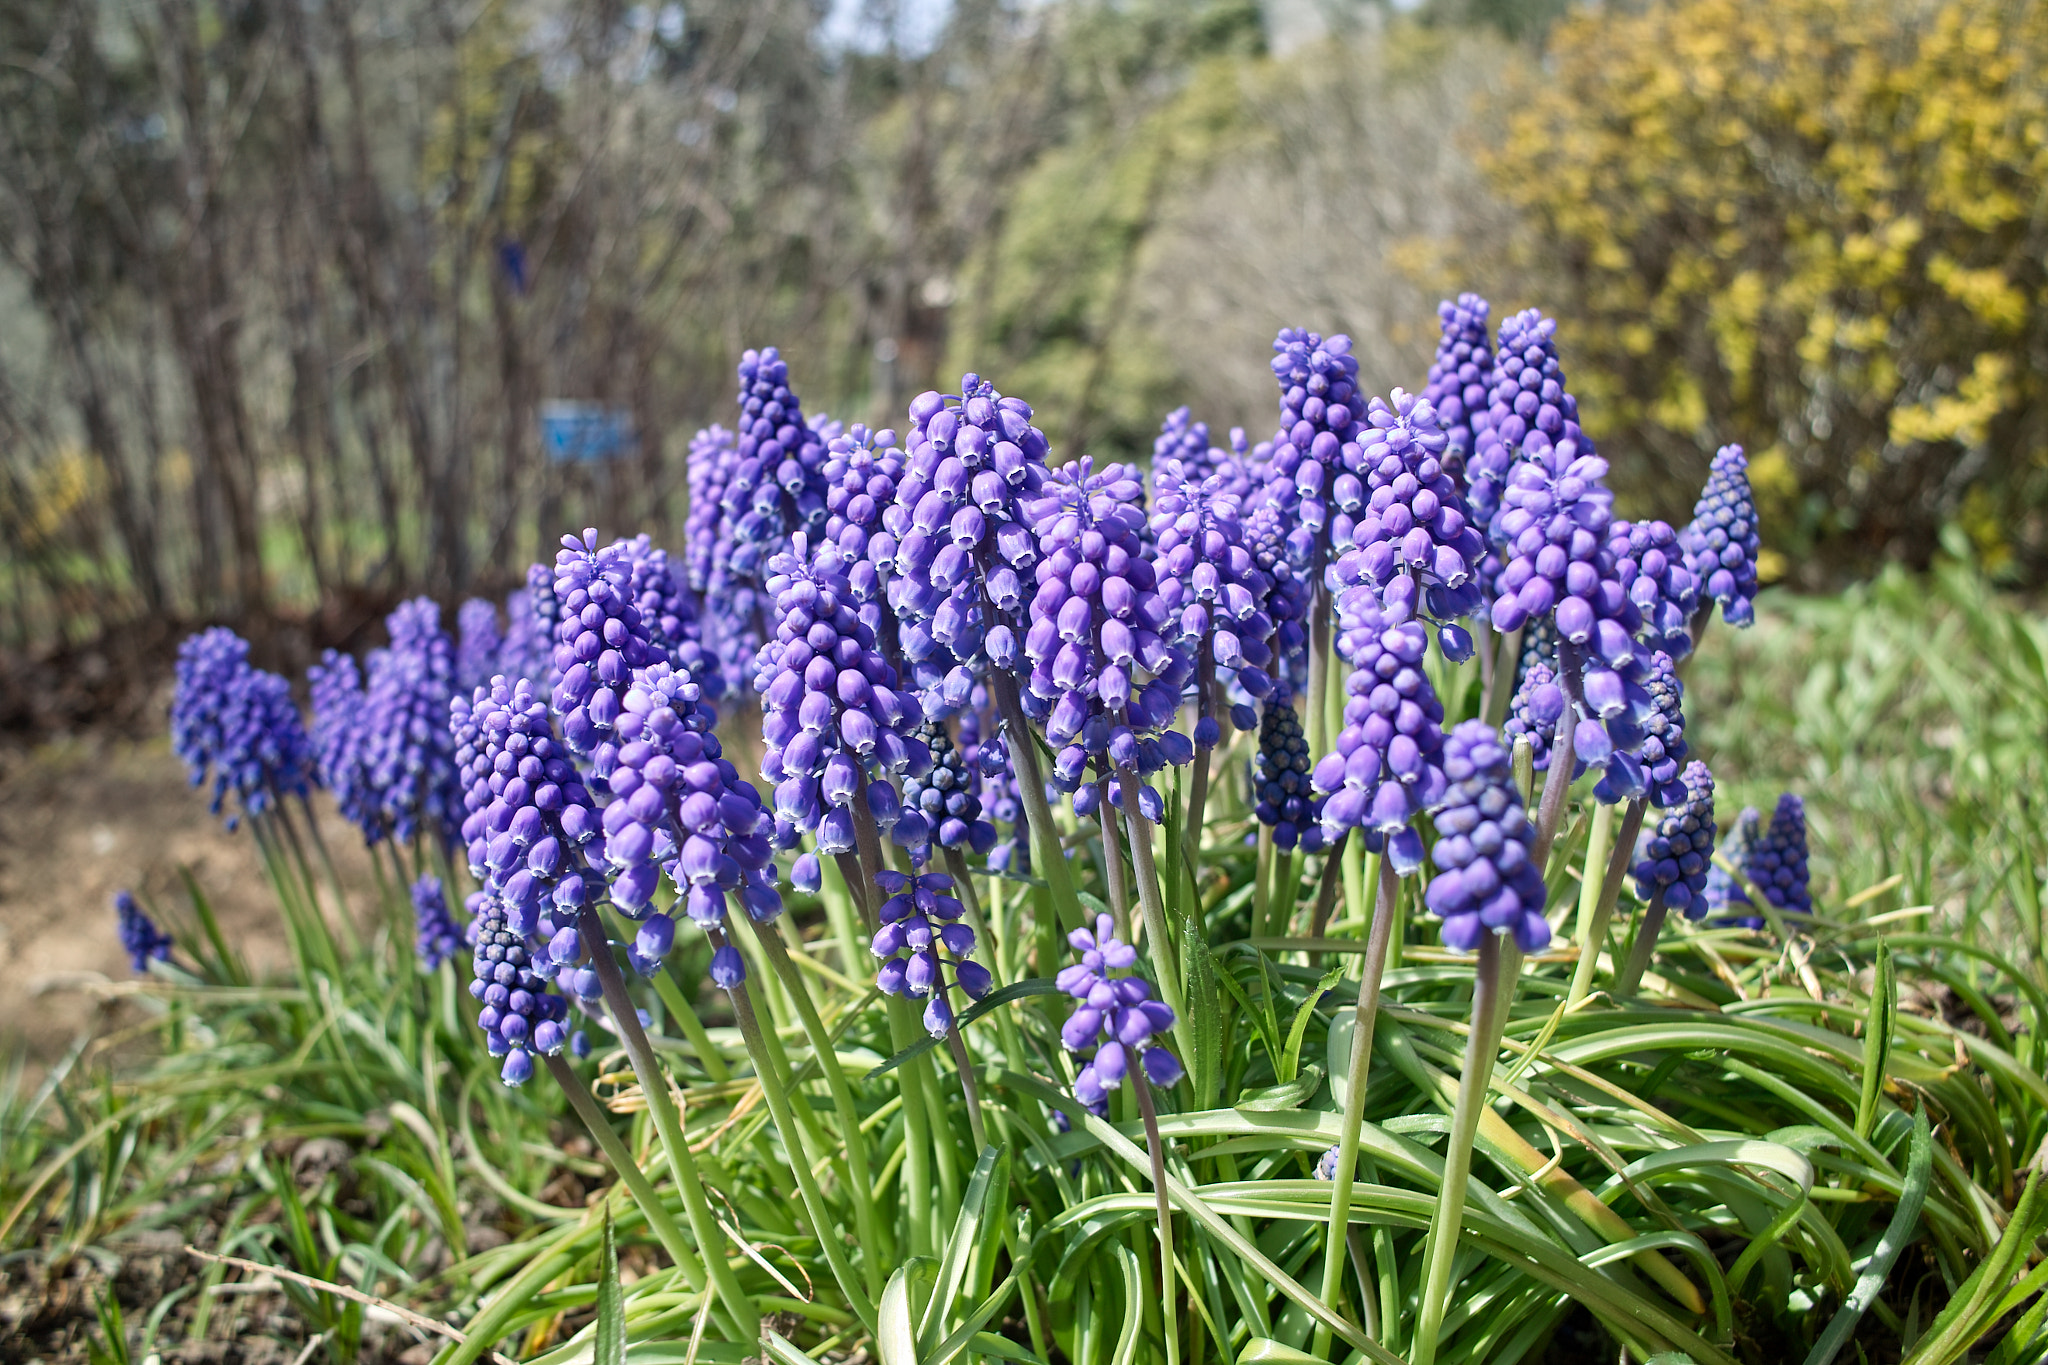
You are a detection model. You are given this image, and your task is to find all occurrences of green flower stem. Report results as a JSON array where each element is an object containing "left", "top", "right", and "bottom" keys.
[
  {"left": 1099, "top": 785, "right": 1133, "bottom": 942},
  {"left": 1308, "top": 831, "right": 1351, "bottom": 961},
  {"left": 542, "top": 1053, "right": 708, "bottom": 1291},
  {"left": 884, "top": 995, "right": 940, "bottom": 1260},
  {"left": 574, "top": 904, "right": 759, "bottom": 1344},
  {"left": 1312, "top": 854, "right": 1399, "bottom": 1358},
  {"left": 1511, "top": 736, "right": 1537, "bottom": 811},
  {"left": 989, "top": 670, "right": 1084, "bottom": 930},
  {"left": 1563, "top": 801, "right": 1618, "bottom": 1008},
  {"left": 1305, "top": 587, "right": 1332, "bottom": 777},
  {"left": 817, "top": 847, "right": 866, "bottom": 974},
  {"left": 1411, "top": 932, "right": 1517, "bottom": 1365},
  {"left": 1116, "top": 762, "right": 1186, "bottom": 1030},
  {"left": 1340, "top": 834, "right": 1367, "bottom": 939},
  {"left": 1482, "top": 626, "right": 1522, "bottom": 730},
  {"left": 1130, "top": 1065, "right": 1181, "bottom": 1365},
  {"left": 705, "top": 924, "right": 878, "bottom": 1332},
  {"left": 944, "top": 848, "right": 1033, "bottom": 1084},
  {"left": 746, "top": 917, "right": 890, "bottom": 1295},
  {"left": 832, "top": 851, "right": 878, "bottom": 933},
  {"left": 1567, "top": 796, "right": 1651, "bottom": 1008},
  {"left": 1253, "top": 826, "right": 1274, "bottom": 939},
  {"left": 1182, "top": 654, "right": 1217, "bottom": 865},
  {"left": 942, "top": 1013, "right": 988, "bottom": 1151},
  {"left": 1528, "top": 702, "right": 1579, "bottom": 872},
  {"left": 294, "top": 793, "right": 364, "bottom": 956},
  {"left": 654, "top": 962, "right": 734, "bottom": 1084},
  {"left": 1614, "top": 889, "right": 1672, "bottom": 998}
]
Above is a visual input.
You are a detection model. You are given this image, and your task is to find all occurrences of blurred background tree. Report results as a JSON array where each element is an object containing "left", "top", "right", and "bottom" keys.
[
  {"left": 2, "top": 0, "right": 2044, "bottom": 682},
  {"left": 1470, "top": 0, "right": 2048, "bottom": 586}
]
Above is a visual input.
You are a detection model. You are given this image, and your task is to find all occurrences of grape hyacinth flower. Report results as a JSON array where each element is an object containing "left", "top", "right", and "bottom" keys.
[
  {"left": 1421, "top": 293, "right": 1494, "bottom": 493},
  {"left": 1424, "top": 721, "right": 1550, "bottom": 952},
  {"left": 454, "top": 677, "right": 606, "bottom": 938},
  {"left": 1328, "top": 390, "right": 1487, "bottom": 646},
  {"left": 684, "top": 423, "right": 738, "bottom": 597},
  {"left": 900, "top": 720, "right": 996, "bottom": 855},
  {"left": 1683, "top": 444, "right": 1761, "bottom": 628},
  {"left": 1747, "top": 793, "right": 1811, "bottom": 913},
  {"left": 1151, "top": 455, "right": 1277, "bottom": 747},
  {"left": 363, "top": 599, "right": 465, "bottom": 847},
  {"left": 1057, "top": 914, "right": 1182, "bottom": 1112},
  {"left": 114, "top": 890, "right": 173, "bottom": 973},
  {"left": 457, "top": 599, "right": 504, "bottom": 693},
  {"left": 1312, "top": 587, "right": 1449, "bottom": 872},
  {"left": 1252, "top": 698, "right": 1321, "bottom": 851},
  {"left": 309, "top": 650, "right": 382, "bottom": 842},
  {"left": 1261, "top": 329, "right": 1366, "bottom": 572},
  {"left": 886, "top": 373, "right": 1054, "bottom": 709},
  {"left": 871, "top": 870, "right": 992, "bottom": 1037},
  {"left": 615, "top": 533, "right": 724, "bottom": 699},
  {"left": 1502, "top": 659, "right": 1566, "bottom": 773},
  {"left": 1607, "top": 520, "right": 1699, "bottom": 659},
  {"left": 721, "top": 347, "right": 829, "bottom": 580},
  {"left": 756, "top": 535, "right": 932, "bottom": 858},
  {"left": 1706, "top": 807, "right": 1763, "bottom": 929},
  {"left": 413, "top": 875, "right": 464, "bottom": 971},
  {"left": 1153, "top": 406, "right": 1249, "bottom": 498},
  {"left": 550, "top": 531, "right": 666, "bottom": 780},
  {"left": 1632, "top": 761, "right": 1717, "bottom": 918},
  {"left": 1022, "top": 458, "right": 1195, "bottom": 820},
  {"left": 604, "top": 663, "right": 781, "bottom": 966},
  {"left": 469, "top": 896, "right": 571, "bottom": 1085},
  {"left": 499, "top": 575, "right": 556, "bottom": 688},
  {"left": 816, "top": 424, "right": 909, "bottom": 668},
  {"left": 171, "top": 628, "right": 316, "bottom": 830},
  {"left": 1243, "top": 500, "right": 1312, "bottom": 706},
  {"left": 1469, "top": 309, "right": 1597, "bottom": 554}
]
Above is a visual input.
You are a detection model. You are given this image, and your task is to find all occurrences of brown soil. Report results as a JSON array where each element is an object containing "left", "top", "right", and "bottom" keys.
[{"left": 0, "top": 726, "right": 379, "bottom": 1074}]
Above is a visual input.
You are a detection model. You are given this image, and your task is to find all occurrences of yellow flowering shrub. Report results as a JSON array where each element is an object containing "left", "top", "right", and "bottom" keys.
[{"left": 1482, "top": 0, "right": 2048, "bottom": 577}]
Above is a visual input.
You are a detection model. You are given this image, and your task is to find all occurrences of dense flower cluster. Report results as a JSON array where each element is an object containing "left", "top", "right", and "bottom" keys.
[
  {"left": 1424, "top": 721, "right": 1550, "bottom": 951},
  {"left": 455, "top": 677, "right": 605, "bottom": 937},
  {"left": 1253, "top": 699, "right": 1321, "bottom": 851},
  {"left": 1150, "top": 456, "right": 1277, "bottom": 745},
  {"left": 721, "top": 347, "right": 829, "bottom": 580},
  {"left": 1242, "top": 500, "right": 1313, "bottom": 707},
  {"left": 1705, "top": 806, "right": 1763, "bottom": 929},
  {"left": 1607, "top": 520, "right": 1699, "bottom": 658},
  {"left": 684, "top": 423, "right": 738, "bottom": 597},
  {"left": 1747, "top": 793, "right": 1811, "bottom": 913},
  {"left": 309, "top": 650, "right": 381, "bottom": 840},
  {"left": 1262, "top": 329, "right": 1365, "bottom": 572},
  {"left": 1422, "top": 293, "right": 1494, "bottom": 493},
  {"left": 171, "top": 628, "right": 315, "bottom": 830},
  {"left": 887, "top": 374, "right": 1053, "bottom": 705},
  {"left": 1328, "top": 390, "right": 1486, "bottom": 645},
  {"left": 615, "top": 534, "right": 722, "bottom": 698},
  {"left": 413, "top": 875, "right": 463, "bottom": 971},
  {"left": 1683, "top": 444, "right": 1760, "bottom": 628},
  {"left": 1153, "top": 406, "right": 1248, "bottom": 496},
  {"left": 1056, "top": 914, "right": 1182, "bottom": 1114},
  {"left": 114, "top": 890, "right": 173, "bottom": 973},
  {"left": 1023, "top": 459, "right": 1194, "bottom": 820},
  {"left": 499, "top": 572, "right": 557, "bottom": 688},
  {"left": 1502, "top": 659, "right": 1566, "bottom": 772},
  {"left": 457, "top": 599, "right": 504, "bottom": 693},
  {"left": 1312, "top": 587, "right": 1447, "bottom": 871},
  {"left": 1469, "top": 309, "right": 1595, "bottom": 545},
  {"left": 469, "top": 898, "right": 570, "bottom": 1085},
  {"left": 363, "top": 599, "right": 465, "bottom": 846},
  {"left": 871, "top": 869, "right": 991, "bottom": 1037},
  {"left": 814, "top": 425, "right": 907, "bottom": 664},
  {"left": 900, "top": 720, "right": 996, "bottom": 854},
  {"left": 1632, "top": 761, "right": 1716, "bottom": 917},
  {"left": 757, "top": 536, "right": 931, "bottom": 856},
  {"left": 549, "top": 532, "right": 666, "bottom": 778}
]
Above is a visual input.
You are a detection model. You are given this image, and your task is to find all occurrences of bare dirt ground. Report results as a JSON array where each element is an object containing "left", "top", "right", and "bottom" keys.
[{"left": 0, "top": 730, "right": 378, "bottom": 1074}]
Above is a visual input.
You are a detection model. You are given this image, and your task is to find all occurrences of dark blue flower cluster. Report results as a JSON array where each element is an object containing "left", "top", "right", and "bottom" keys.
[
  {"left": 1150, "top": 456, "right": 1277, "bottom": 746},
  {"left": 685, "top": 423, "right": 737, "bottom": 598},
  {"left": 757, "top": 536, "right": 932, "bottom": 857},
  {"left": 363, "top": 599, "right": 465, "bottom": 847},
  {"left": 1632, "top": 761, "right": 1716, "bottom": 918},
  {"left": 309, "top": 649, "right": 381, "bottom": 840},
  {"left": 1424, "top": 721, "right": 1550, "bottom": 952},
  {"left": 1705, "top": 806, "right": 1763, "bottom": 928},
  {"left": 1253, "top": 698, "right": 1321, "bottom": 851},
  {"left": 171, "top": 628, "right": 315, "bottom": 830},
  {"left": 1241, "top": 500, "right": 1313, "bottom": 711},
  {"left": 1057, "top": 914, "right": 1181, "bottom": 1113},
  {"left": 1502, "top": 658, "right": 1565, "bottom": 772},
  {"left": 1748, "top": 793, "right": 1810, "bottom": 913},
  {"left": 1022, "top": 459, "right": 1195, "bottom": 821},
  {"left": 413, "top": 874, "right": 464, "bottom": 971},
  {"left": 900, "top": 720, "right": 997, "bottom": 854},
  {"left": 1683, "top": 444, "right": 1760, "bottom": 628},
  {"left": 871, "top": 870, "right": 991, "bottom": 1037},
  {"left": 470, "top": 897, "right": 570, "bottom": 1085},
  {"left": 1607, "top": 520, "right": 1699, "bottom": 659},
  {"left": 1422, "top": 293, "right": 1494, "bottom": 494},
  {"left": 114, "top": 890, "right": 173, "bottom": 973},
  {"left": 1312, "top": 587, "right": 1447, "bottom": 871}
]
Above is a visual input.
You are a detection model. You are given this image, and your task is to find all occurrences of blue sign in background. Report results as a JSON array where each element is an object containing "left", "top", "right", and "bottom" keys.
[{"left": 540, "top": 402, "right": 636, "bottom": 463}]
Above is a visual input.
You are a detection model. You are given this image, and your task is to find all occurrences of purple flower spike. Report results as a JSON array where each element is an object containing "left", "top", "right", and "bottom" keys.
[
  {"left": 1632, "top": 761, "right": 1717, "bottom": 919},
  {"left": 413, "top": 875, "right": 464, "bottom": 971},
  {"left": 901, "top": 719, "right": 995, "bottom": 853},
  {"left": 871, "top": 868, "right": 989, "bottom": 1022},
  {"left": 1747, "top": 793, "right": 1810, "bottom": 913},
  {"left": 1469, "top": 309, "right": 1597, "bottom": 565},
  {"left": 549, "top": 531, "right": 667, "bottom": 779},
  {"left": 457, "top": 599, "right": 505, "bottom": 693},
  {"left": 114, "top": 890, "right": 173, "bottom": 974},
  {"left": 310, "top": 650, "right": 380, "bottom": 842},
  {"left": 1154, "top": 406, "right": 1252, "bottom": 501},
  {"left": 685, "top": 423, "right": 738, "bottom": 599},
  {"left": 1424, "top": 721, "right": 1549, "bottom": 952},
  {"left": 1608, "top": 520, "right": 1699, "bottom": 658},
  {"left": 498, "top": 568, "right": 560, "bottom": 689},
  {"left": 1313, "top": 586, "right": 1447, "bottom": 857},
  {"left": 1682, "top": 445, "right": 1761, "bottom": 629},
  {"left": 722, "top": 347, "right": 831, "bottom": 582},
  {"left": 469, "top": 896, "right": 570, "bottom": 1086},
  {"left": 1705, "top": 806, "right": 1762, "bottom": 928},
  {"left": 1422, "top": 294, "right": 1495, "bottom": 494},
  {"left": 172, "top": 628, "right": 315, "bottom": 831},
  {"left": 614, "top": 534, "right": 724, "bottom": 700},
  {"left": 1328, "top": 389, "right": 1489, "bottom": 627},
  {"left": 1021, "top": 458, "right": 1195, "bottom": 814},
  {"left": 1253, "top": 697, "right": 1322, "bottom": 851},
  {"left": 362, "top": 599, "right": 466, "bottom": 847},
  {"left": 1502, "top": 658, "right": 1565, "bottom": 772},
  {"left": 1151, "top": 453, "right": 1278, "bottom": 747},
  {"left": 1058, "top": 914, "right": 1178, "bottom": 1115}
]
